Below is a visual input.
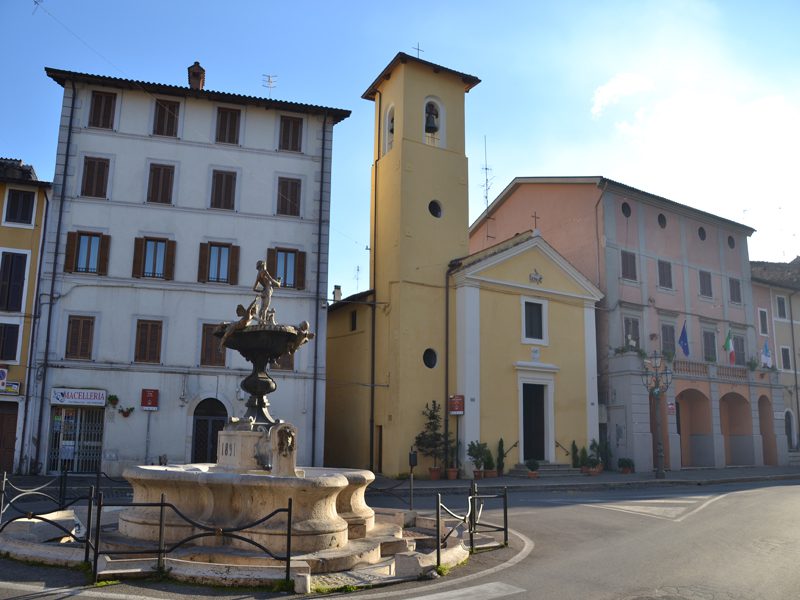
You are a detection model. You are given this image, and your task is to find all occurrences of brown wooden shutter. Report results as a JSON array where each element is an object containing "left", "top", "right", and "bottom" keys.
[
  {"left": 267, "top": 248, "right": 277, "bottom": 278},
  {"left": 228, "top": 245, "right": 240, "bottom": 286},
  {"left": 81, "top": 318, "right": 94, "bottom": 358},
  {"left": 97, "top": 234, "right": 111, "bottom": 276},
  {"left": 64, "top": 232, "right": 77, "bottom": 273},
  {"left": 132, "top": 237, "right": 144, "bottom": 277},
  {"left": 98, "top": 160, "right": 109, "bottom": 197},
  {"left": 82, "top": 159, "right": 95, "bottom": 196},
  {"left": 150, "top": 322, "right": 162, "bottom": 362},
  {"left": 164, "top": 240, "right": 176, "bottom": 281},
  {"left": 198, "top": 243, "right": 209, "bottom": 282},
  {"left": 295, "top": 251, "right": 306, "bottom": 290},
  {"left": 66, "top": 317, "right": 79, "bottom": 357}
]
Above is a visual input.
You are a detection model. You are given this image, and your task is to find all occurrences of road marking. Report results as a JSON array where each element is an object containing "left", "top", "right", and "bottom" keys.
[
  {"left": 582, "top": 492, "right": 731, "bottom": 522},
  {"left": 410, "top": 582, "right": 526, "bottom": 600},
  {"left": 674, "top": 492, "right": 729, "bottom": 522},
  {"left": 0, "top": 581, "right": 148, "bottom": 600}
]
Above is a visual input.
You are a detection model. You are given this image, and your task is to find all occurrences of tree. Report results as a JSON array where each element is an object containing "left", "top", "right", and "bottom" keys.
[{"left": 415, "top": 401, "right": 445, "bottom": 467}]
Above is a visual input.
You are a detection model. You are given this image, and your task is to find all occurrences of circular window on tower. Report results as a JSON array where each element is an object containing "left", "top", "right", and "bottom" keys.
[
  {"left": 728, "top": 235, "right": 736, "bottom": 249},
  {"left": 658, "top": 213, "right": 667, "bottom": 229},
  {"left": 698, "top": 226, "right": 707, "bottom": 241},
  {"left": 621, "top": 202, "right": 631, "bottom": 218},
  {"left": 428, "top": 200, "right": 443, "bottom": 218},
  {"left": 423, "top": 348, "right": 437, "bottom": 369}
]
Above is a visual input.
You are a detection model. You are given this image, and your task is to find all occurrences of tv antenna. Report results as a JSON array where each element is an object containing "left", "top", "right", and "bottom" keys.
[
  {"left": 262, "top": 74, "right": 278, "bottom": 98},
  {"left": 481, "top": 135, "right": 494, "bottom": 209},
  {"left": 354, "top": 265, "right": 362, "bottom": 289}
]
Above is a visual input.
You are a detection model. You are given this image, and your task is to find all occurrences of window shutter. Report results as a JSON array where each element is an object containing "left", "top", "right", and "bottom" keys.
[
  {"left": 97, "top": 234, "right": 111, "bottom": 276},
  {"left": 0, "top": 324, "right": 19, "bottom": 360},
  {"left": 99, "top": 160, "right": 109, "bottom": 197},
  {"left": 295, "top": 251, "right": 306, "bottom": 290},
  {"left": 267, "top": 248, "right": 277, "bottom": 278},
  {"left": 64, "top": 232, "right": 77, "bottom": 273},
  {"left": 0, "top": 257, "right": 10, "bottom": 311},
  {"left": 132, "top": 237, "right": 144, "bottom": 278},
  {"left": 66, "top": 318, "right": 79, "bottom": 358},
  {"left": 5, "top": 254, "right": 26, "bottom": 312},
  {"left": 228, "top": 245, "right": 240, "bottom": 286},
  {"left": 164, "top": 240, "right": 176, "bottom": 281},
  {"left": 198, "top": 243, "right": 209, "bottom": 283},
  {"left": 81, "top": 318, "right": 94, "bottom": 358},
  {"left": 149, "top": 322, "right": 162, "bottom": 362}
]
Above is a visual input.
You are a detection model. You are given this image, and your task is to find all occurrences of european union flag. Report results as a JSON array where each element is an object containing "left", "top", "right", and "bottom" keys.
[{"left": 678, "top": 320, "right": 690, "bottom": 357}]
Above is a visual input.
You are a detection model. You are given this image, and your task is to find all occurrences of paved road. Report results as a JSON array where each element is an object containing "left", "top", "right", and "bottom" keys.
[{"left": 1, "top": 481, "right": 798, "bottom": 599}]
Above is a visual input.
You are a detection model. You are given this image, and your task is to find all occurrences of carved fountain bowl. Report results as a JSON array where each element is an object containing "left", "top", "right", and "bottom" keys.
[{"left": 218, "top": 323, "right": 301, "bottom": 363}]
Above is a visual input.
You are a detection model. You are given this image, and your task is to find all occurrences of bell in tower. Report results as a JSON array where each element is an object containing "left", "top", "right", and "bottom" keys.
[{"left": 424, "top": 101, "right": 439, "bottom": 133}]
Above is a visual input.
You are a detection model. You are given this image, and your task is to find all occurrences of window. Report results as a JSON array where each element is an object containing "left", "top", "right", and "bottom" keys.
[
  {"left": 777, "top": 296, "right": 787, "bottom": 319},
  {"left": 657, "top": 260, "right": 672, "bottom": 289},
  {"left": 88, "top": 91, "right": 116, "bottom": 129},
  {"left": 147, "top": 164, "right": 174, "bottom": 204},
  {"left": 759, "top": 309, "right": 768, "bottom": 335},
  {"left": 201, "top": 323, "right": 225, "bottom": 367},
  {"left": 132, "top": 237, "right": 175, "bottom": 279},
  {"left": 699, "top": 271, "right": 713, "bottom": 298},
  {"left": 621, "top": 202, "right": 631, "bottom": 218},
  {"left": 0, "top": 251, "right": 27, "bottom": 312},
  {"left": 729, "top": 278, "right": 742, "bottom": 304},
  {"left": 623, "top": 316, "right": 640, "bottom": 349},
  {"left": 65, "top": 316, "right": 94, "bottom": 360},
  {"left": 277, "top": 177, "right": 301, "bottom": 216},
  {"left": 698, "top": 227, "right": 706, "bottom": 241},
  {"left": 135, "top": 320, "right": 162, "bottom": 363},
  {"left": 64, "top": 232, "right": 110, "bottom": 275},
  {"left": 702, "top": 330, "right": 717, "bottom": 362},
  {"left": 0, "top": 323, "right": 19, "bottom": 361},
  {"left": 350, "top": 310, "right": 357, "bottom": 332},
  {"left": 210, "top": 170, "right": 236, "bottom": 210},
  {"left": 732, "top": 334, "right": 745, "bottom": 366},
  {"left": 384, "top": 105, "right": 395, "bottom": 154},
  {"left": 267, "top": 247, "right": 306, "bottom": 290},
  {"left": 657, "top": 213, "right": 667, "bottom": 228},
  {"left": 215, "top": 108, "right": 240, "bottom": 144},
  {"left": 279, "top": 116, "right": 302, "bottom": 152},
  {"left": 81, "top": 157, "right": 110, "bottom": 198},
  {"left": 727, "top": 235, "right": 736, "bottom": 249},
  {"left": 523, "top": 300, "right": 545, "bottom": 342},
  {"left": 781, "top": 346, "right": 792, "bottom": 371},
  {"left": 153, "top": 100, "right": 179, "bottom": 137},
  {"left": 661, "top": 324, "right": 676, "bottom": 357},
  {"left": 621, "top": 250, "right": 637, "bottom": 281},
  {"left": 4, "top": 189, "right": 35, "bottom": 225},
  {"left": 197, "top": 242, "right": 239, "bottom": 285}
]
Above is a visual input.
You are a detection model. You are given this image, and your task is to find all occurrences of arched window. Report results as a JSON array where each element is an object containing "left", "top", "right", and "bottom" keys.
[
  {"left": 423, "top": 97, "right": 444, "bottom": 147},
  {"left": 384, "top": 105, "right": 395, "bottom": 154}
]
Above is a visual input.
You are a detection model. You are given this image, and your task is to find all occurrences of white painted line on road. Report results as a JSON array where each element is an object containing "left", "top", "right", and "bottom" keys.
[
  {"left": 0, "top": 581, "right": 147, "bottom": 600},
  {"left": 409, "top": 582, "right": 526, "bottom": 600},
  {"left": 674, "top": 491, "right": 730, "bottom": 522},
  {"left": 583, "top": 503, "right": 678, "bottom": 520},
  {"left": 627, "top": 498, "right": 697, "bottom": 504}
]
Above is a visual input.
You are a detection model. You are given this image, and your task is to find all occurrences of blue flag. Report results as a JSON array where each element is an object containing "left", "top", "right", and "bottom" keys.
[{"left": 678, "top": 320, "right": 690, "bottom": 357}]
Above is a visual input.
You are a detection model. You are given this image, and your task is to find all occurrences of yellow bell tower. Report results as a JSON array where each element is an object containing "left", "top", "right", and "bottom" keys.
[{"left": 362, "top": 53, "right": 480, "bottom": 475}]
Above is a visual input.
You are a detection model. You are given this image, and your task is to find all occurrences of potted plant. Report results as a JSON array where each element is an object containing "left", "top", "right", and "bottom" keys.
[
  {"left": 618, "top": 457, "right": 635, "bottom": 474},
  {"left": 446, "top": 440, "right": 460, "bottom": 480},
  {"left": 525, "top": 458, "right": 540, "bottom": 479},
  {"left": 589, "top": 438, "right": 607, "bottom": 473},
  {"left": 483, "top": 446, "right": 497, "bottom": 478},
  {"left": 107, "top": 394, "right": 119, "bottom": 407},
  {"left": 587, "top": 456, "right": 601, "bottom": 476},
  {"left": 496, "top": 438, "right": 518, "bottom": 477},
  {"left": 467, "top": 441, "right": 487, "bottom": 479},
  {"left": 118, "top": 406, "right": 135, "bottom": 418},
  {"left": 579, "top": 446, "right": 589, "bottom": 473},
  {"left": 415, "top": 401, "right": 445, "bottom": 480},
  {"left": 570, "top": 440, "right": 579, "bottom": 468}
]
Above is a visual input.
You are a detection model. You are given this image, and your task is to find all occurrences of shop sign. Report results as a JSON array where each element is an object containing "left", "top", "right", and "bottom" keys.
[
  {"left": 0, "top": 381, "right": 20, "bottom": 395},
  {"left": 448, "top": 394, "right": 465, "bottom": 416},
  {"left": 51, "top": 388, "right": 107, "bottom": 406},
  {"left": 141, "top": 389, "right": 159, "bottom": 411}
]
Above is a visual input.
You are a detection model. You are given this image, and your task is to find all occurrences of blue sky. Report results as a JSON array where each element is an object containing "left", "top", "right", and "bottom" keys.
[{"left": 2, "top": 0, "right": 799, "bottom": 298}]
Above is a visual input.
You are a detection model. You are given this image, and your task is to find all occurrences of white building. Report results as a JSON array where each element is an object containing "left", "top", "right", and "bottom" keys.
[{"left": 22, "top": 63, "right": 349, "bottom": 475}]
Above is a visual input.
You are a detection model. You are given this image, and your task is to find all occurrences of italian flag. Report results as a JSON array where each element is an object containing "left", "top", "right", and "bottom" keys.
[{"left": 723, "top": 330, "right": 735, "bottom": 365}]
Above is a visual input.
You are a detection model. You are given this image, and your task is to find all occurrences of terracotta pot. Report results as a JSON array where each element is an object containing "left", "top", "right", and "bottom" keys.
[
  {"left": 527, "top": 471, "right": 539, "bottom": 479},
  {"left": 621, "top": 467, "right": 633, "bottom": 474},
  {"left": 429, "top": 467, "right": 441, "bottom": 481},
  {"left": 580, "top": 466, "right": 589, "bottom": 474},
  {"left": 473, "top": 470, "right": 484, "bottom": 480},
  {"left": 483, "top": 469, "right": 498, "bottom": 478},
  {"left": 588, "top": 467, "right": 601, "bottom": 476},
  {"left": 446, "top": 468, "right": 458, "bottom": 480}
]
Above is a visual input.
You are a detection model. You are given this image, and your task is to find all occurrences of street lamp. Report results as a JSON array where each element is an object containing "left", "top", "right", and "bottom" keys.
[{"left": 641, "top": 351, "right": 673, "bottom": 479}]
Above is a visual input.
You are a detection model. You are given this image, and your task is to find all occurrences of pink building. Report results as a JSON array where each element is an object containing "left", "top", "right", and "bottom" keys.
[{"left": 471, "top": 177, "right": 788, "bottom": 471}]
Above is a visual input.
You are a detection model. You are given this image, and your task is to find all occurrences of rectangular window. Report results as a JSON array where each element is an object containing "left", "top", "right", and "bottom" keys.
[
  {"left": 197, "top": 242, "right": 239, "bottom": 285},
  {"left": 523, "top": 301, "right": 544, "bottom": 341},
  {"left": 81, "top": 157, "right": 110, "bottom": 198},
  {"left": 621, "top": 250, "right": 637, "bottom": 281},
  {"left": 147, "top": 164, "right": 174, "bottom": 204},
  {"left": 279, "top": 116, "right": 302, "bottom": 151},
  {"left": 277, "top": 177, "right": 301, "bottom": 216},
  {"left": 215, "top": 107, "right": 240, "bottom": 144},
  {"left": 777, "top": 296, "right": 787, "bottom": 319},
  {"left": 781, "top": 346, "right": 792, "bottom": 371},
  {"left": 135, "top": 319, "right": 162, "bottom": 363},
  {"left": 153, "top": 100, "right": 179, "bottom": 137},
  {"left": 143, "top": 238, "right": 167, "bottom": 278},
  {"left": 623, "top": 316, "right": 640, "bottom": 348},
  {"left": 729, "top": 278, "right": 742, "bottom": 304},
  {"left": 732, "top": 334, "right": 745, "bottom": 366},
  {"left": 0, "top": 252, "right": 27, "bottom": 312},
  {"left": 661, "top": 323, "right": 676, "bottom": 357},
  {"left": 702, "top": 330, "right": 717, "bottom": 362},
  {"left": 76, "top": 233, "right": 101, "bottom": 273},
  {"left": 65, "top": 316, "right": 94, "bottom": 360},
  {"left": 699, "top": 270, "right": 713, "bottom": 298},
  {"left": 201, "top": 323, "right": 225, "bottom": 367},
  {"left": 267, "top": 247, "right": 305, "bottom": 291},
  {"left": 64, "top": 231, "right": 110, "bottom": 276},
  {"left": 4, "top": 189, "right": 35, "bottom": 225},
  {"left": 88, "top": 91, "right": 116, "bottom": 129},
  {"left": 210, "top": 170, "right": 236, "bottom": 210},
  {"left": 759, "top": 308, "right": 769, "bottom": 335},
  {"left": 276, "top": 249, "right": 297, "bottom": 288},
  {"left": 350, "top": 310, "right": 357, "bottom": 332},
  {"left": 0, "top": 323, "right": 19, "bottom": 361},
  {"left": 657, "top": 260, "right": 672, "bottom": 289}
]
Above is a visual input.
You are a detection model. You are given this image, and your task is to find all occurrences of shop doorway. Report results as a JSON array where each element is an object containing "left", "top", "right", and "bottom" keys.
[
  {"left": 46, "top": 406, "right": 104, "bottom": 473},
  {"left": 0, "top": 401, "right": 18, "bottom": 472},
  {"left": 192, "top": 398, "right": 227, "bottom": 463}
]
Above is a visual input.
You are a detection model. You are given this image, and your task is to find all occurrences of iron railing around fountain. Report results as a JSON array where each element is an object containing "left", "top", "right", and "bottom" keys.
[
  {"left": 91, "top": 492, "right": 294, "bottom": 584},
  {"left": 435, "top": 481, "right": 508, "bottom": 567}
]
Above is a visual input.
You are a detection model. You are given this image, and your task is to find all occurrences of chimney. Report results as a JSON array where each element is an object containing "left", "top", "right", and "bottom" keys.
[
  {"left": 188, "top": 61, "right": 205, "bottom": 90},
  {"left": 333, "top": 285, "right": 342, "bottom": 303}
]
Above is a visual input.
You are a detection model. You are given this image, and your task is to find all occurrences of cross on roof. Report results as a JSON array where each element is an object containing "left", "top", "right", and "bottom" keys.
[
  {"left": 532, "top": 211, "right": 541, "bottom": 229},
  {"left": 413, "top": 43, "right": 424, "bottom": 58}
]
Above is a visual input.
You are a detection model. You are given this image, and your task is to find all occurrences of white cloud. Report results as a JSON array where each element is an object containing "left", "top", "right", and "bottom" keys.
[{"left": 591, "top": 72, "right": 654, "bottom": 118}]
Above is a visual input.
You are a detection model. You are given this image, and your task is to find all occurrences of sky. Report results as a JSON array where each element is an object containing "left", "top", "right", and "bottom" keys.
[{"left": 2, "top": 0, "right": 799, "bottom": 299}]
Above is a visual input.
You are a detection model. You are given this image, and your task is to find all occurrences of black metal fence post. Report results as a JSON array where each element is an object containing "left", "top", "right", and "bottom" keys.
[
  {"left": 285, "top": 498, "right": 293, "bottom": 583},
  {"left": 436, "top": 493, "right": 442, "bottom": 567},
  {"left": 59, "top": 464, "right": 68, "bottom": 508},
  {"left": 92, "top": 492, "right": 103, "bottom": 583},
  {"left": 502, "top": 486, "right": 508, "bottom": 547},
  {"left": 84, "top": 485, "right": 95, "bottom": 564},
  {"left": 157, "top": 493, "right": 166, "bottom": 572}
]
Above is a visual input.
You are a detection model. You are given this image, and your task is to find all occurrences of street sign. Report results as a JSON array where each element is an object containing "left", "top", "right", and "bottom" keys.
[
  {"left": 448, "top": 394, "right": 465, "bottom": 415},
  {"left": 141, "top": 389, "right": 159, "bottom": 411}
]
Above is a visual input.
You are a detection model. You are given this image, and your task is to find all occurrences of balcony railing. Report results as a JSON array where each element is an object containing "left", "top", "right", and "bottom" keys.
[{"left": 673, "top": 360, "right": 708, "bottom": 377}]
